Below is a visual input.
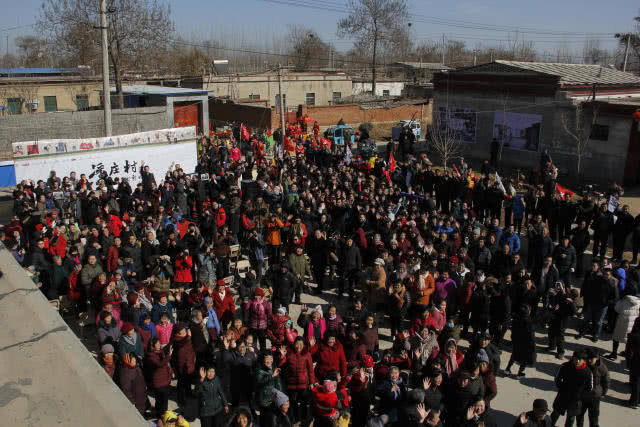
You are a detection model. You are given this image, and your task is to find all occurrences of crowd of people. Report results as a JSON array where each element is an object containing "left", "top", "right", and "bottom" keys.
[{"left": 4, "top": 123, "right": 640, "bottom": 427}]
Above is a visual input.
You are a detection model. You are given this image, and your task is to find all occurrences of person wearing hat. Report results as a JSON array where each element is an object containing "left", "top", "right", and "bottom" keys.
[
  {"left": 476, "top": 349, "right": 497, "bottom": 407},
  {"left": 118, "top": 322, "right": 144, "bottom": 360},
  {"left": 547, "top": 281, "right": 577, "bottom": 360},
  {"left": 444, "top": 370, "right": 480, "bottom": 426},
  {"left": 514, "top": 399, "right": 552, "bottom": 426},
  {"left": 212, "top": 279, "right": 236, "bottom": 330},
  {"left": 161, "top": 410, "right": 190, "bottom": 427},
  {"left": 268, "top": 389, "right": 293, "bottom": 427},
  {"left": 172, "top": 322, "right": 196, "bottom": 406},
  {"left": 550, "top": 350, "right": 594, "bottom": 427},
  {"left": 576, "top": 348, "right": 609, "bottom": 427},
  {"left": 99, "top": 344, "right": 116, "bottom": 378},
  {"left": 271, "top": 261, "right": 297, "bottom": 313}
]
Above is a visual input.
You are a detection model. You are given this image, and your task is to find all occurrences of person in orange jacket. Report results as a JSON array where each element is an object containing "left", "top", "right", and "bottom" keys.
[{"left": 264, "top": 214, "right": 284, "bottom": 260}]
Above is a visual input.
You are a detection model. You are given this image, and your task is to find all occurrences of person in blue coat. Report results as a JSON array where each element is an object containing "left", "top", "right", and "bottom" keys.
[{"left": 500, "top": 225, "right": 521, "bottom": 254}]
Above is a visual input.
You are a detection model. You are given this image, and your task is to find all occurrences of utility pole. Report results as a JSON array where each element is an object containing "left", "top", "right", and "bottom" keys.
[
  {"left": 441, "top": 34, "right": 445, "bottom": 65},
  {"left": 5, "top": 35, "right": 8, "bottom": 57},
  {"left": 473, "top": 50, "right": 477, "bottom": 66},
  {"left": 623, "top": 35, "right": 631, "bottom": 72},
  {"left": 278, "top": 64, "right": 286, "bottom": 152},
  {"left": 100, "top": 0, "right": 112, "bottom": 137}
]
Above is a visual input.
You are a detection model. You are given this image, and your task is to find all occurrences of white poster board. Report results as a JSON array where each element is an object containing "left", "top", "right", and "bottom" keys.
[
  {"left": 493, "top": 112, "right": 542, "bottom": 151},
  {"left": 12, "top": 127, "right": 197, "bottom": 158},
  {"left": 14, "top": 141, "right": 197, "bottom": 186}
]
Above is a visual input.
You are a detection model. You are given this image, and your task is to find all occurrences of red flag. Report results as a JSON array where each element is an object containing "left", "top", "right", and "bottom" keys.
[
  {"left": 555, "top": 184, "right": 575, "bottom": 200},
  {"left": 389, "top": 151, "right": 397, "bottom": 173},
  {"left": 383, "top": 168, "right": 391, "bottom": 185},
  {"left": 452, "top": 164, "right": 462, "bottom": 179},
  {"left": 241, "top": 124, "right": 250, "bottom": 142}
]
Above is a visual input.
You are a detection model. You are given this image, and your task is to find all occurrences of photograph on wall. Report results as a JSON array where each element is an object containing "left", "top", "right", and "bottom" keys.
[
  {"left": 493, "top": 111, "right": 542, "bottom": 151},
  {"left": 437, "top": 106, "right": 478, "bottom": 143}
]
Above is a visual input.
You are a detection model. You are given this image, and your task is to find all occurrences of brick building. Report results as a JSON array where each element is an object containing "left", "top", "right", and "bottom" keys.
[{"left": 433, "top": 60, "right": 640, "bottom": 184}]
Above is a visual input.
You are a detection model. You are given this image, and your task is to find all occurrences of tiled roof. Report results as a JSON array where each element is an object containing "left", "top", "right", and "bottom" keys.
[{"left": 453, "top": 60, "right": 640, "bottom": 85}]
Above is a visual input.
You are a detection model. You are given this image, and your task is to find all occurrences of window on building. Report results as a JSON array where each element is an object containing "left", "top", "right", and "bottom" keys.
[
  {"left": 44, "top": 96, "right": 58, "bottom": 112},
  {"left": 305, "top": 92, "right": 315, "bottom": 106},
  {"left": 332, "top": 92, "right": 342, "bottom": 102},
  {"left": 382, "top": 89, "right": 390, "bottom": 97},
  {"left": 7, "top": 98, "right": 22, "bottom": 114},
  {"left": 76, "top": 94, "right": 89, "bottom": 111},
  {"left": 249, "top": 94, "right": 260, "bottom": 100},
  {"left": 590, "top": 124, "right": 609, "bottom": 141}
]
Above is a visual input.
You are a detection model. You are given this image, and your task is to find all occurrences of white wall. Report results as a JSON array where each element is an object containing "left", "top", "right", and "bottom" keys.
[{"left": 352, "top": 81, "right": 405, "bottom": 97}]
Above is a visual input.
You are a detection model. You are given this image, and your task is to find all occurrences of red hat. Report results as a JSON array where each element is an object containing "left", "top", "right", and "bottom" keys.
[
  {"left": 158, "top": 292, "right": 168, "bottom": 299},
  {"left": 362, "top": 354, "right": 374, "bottom": 368},
  {"left": 313, "top": 387, "right": 338, "bottom": 417},
  {"left": 35, "top": 224, "right": 43, "bottom": 232},
  {"left": 127, "top": 293, "right": 138, "bottom": 306},
  {"left": 121, "top": 322, "right": 134, "bottom": 334},
  {"left": 217, "top": 279, "right": 226, "bottom": 287},
  {"left": 255, "top": 288, "right": 264, "bottom": 297}
]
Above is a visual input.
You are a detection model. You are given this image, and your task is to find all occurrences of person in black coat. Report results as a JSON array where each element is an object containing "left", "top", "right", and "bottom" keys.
[
  {"left": 612, "top": 205, "right": 634, "bottom": 261},
  {"left": 444, "top": 371, "right": 482, "bottom": 426},
  {"left": 570, "top": 221, "right": 591, "bottom": 278},
  {"left": 506, "top": 305, "right": 536, "bottom": 377},
  {"left": 470, "top": 282, "right": 491, "bottom": 339},
  {"left": 270, "top": 263, "right": 296, "bottom": 313},
  {"left": 591, "top": 203, "right": 613, "bottom": 260},
  {"left": 578, "top": 264, "right": 616, "bottom": 342},
  {"left": 547, "top": 284, "right": 577, "bottom": 359},
  {"left": 513, "top": 399, "right": 553, "bottom": 427},
  {"left": 550, "top": 351, "right": 593, "bottom": 427},
  {"left": 553, "top": 237, "right": 576, "bottom": 287},
  {"left": 340, "top": 237, "right": 362, "bottom": 298}
]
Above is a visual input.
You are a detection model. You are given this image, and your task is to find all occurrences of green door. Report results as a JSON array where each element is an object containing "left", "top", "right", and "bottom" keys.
[
  {"left": 44, "top": 96, "right": 57, "bottom": 112},
  {"left": 7, "top": 98, "right": 21, "bottom": 114}
]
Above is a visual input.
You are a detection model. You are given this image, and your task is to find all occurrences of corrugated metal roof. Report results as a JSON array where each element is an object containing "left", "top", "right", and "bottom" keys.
[
  {"left": 453, "top": 61, "right": 640, "bottom": 85},
  {"left": 0, "top": 67, "right": 80, "bottom": 75},
  {"left": 114, "top": 84, "right": 210, "bottom": 96}
]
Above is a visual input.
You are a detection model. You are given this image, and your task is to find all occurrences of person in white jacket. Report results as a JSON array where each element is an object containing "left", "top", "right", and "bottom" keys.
[{"left": 606, "top": 292, "right": 640, "bottom": 360}]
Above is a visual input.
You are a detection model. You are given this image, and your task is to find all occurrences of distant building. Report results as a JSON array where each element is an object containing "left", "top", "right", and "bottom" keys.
[
  {"left": 205, "top": 71, "right": 353, "bottom": 109},
  {"left": 392, "top": 62, "right": 451, "bottom": 83},
  {"left": 111, "top": 85, "right": 210, "bottom": 135},
  {"left": 0, "top": 67, "right": 101, "bottom": 114},
  {"left": 352, "top": 79, "right": 406, "bottom": 97},
  {"left": 433, "top": 60, "right": 640, "bottom": 184}
]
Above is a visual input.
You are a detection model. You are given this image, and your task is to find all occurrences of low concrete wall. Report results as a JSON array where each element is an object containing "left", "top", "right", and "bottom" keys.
[
  {"left": 0, "top": 243, "right": 146, "bottom": 426},
  {"left": 0, "top": 107, "right": 170, "bottom": 152}
]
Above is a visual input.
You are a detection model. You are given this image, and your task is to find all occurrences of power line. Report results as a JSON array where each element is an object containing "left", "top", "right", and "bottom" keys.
[{"left": 254, "top": 0, "right": 618, "bottom": 37}]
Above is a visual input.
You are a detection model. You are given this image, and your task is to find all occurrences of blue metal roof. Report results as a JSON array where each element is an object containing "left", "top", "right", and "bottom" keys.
[{"left": 0, "top": 68, "right": 80, "bottom": 75}]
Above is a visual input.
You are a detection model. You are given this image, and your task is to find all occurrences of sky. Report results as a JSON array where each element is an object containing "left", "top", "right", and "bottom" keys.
[{"left": 0, "top": 0, "right": 637, "bottom": 59}]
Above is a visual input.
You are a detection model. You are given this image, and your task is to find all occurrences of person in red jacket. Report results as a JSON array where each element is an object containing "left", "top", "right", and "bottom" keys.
[
  {"left": 344, "top": 327, "right": 367, "bottom": 371},
  {"left": 48, "top": 226, "right": 67, "bottom": 258},
  {"left": 173, "top": 250, "right": 193, "bottom": 288},
  {"left": 312, "top": 379, "right": 339, "bottom": 427},
  {"left": 107, "top": 213, "right": 123, "bottom": 237},
  {"left": 106, "top": 236, "right": 121, "bottom": 273},
  {"left": 171, "top": 323, "right": 196, "bottom": 405},
  {"left": 212, "top": 280, "right": 235, "bottom": 330},
  {"left": 146, "top": 337, "right": 173, "bottom": 417},
  {"left": 278, "top": 336, "right": 316, "bottom": 425},
  {"left": 67, "top": 263, "right": 83, "bottom": 311},
  {"left": 312, "top": 332, "right": 347, "bottom": 381}
]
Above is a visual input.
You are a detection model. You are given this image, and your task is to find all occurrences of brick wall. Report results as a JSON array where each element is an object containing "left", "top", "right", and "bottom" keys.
[
  {"left": 299, "top": 102, "right": 432, "bottom": 127},
  {"left": 0, "top": 107, "right": 169, "bottom": 152},
  {"left": 210, "top": 100, "right": 432, "bottom": 132}
]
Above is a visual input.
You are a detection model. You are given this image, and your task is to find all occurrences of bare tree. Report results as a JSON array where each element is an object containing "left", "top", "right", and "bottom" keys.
[
  {"left": 428, "top": 111, "right": 464, "bottom": 169},
  {"left": 15, "top": 36, "right": 52, "bottom": 67},
  {"left": 583, "top": 39, "right": 607, "bottom": 65},
  {"left": 39, "top": 0, "right": 175, "bottom": 109},
  {"left": 561, "top": 102, "right": 599, "bottom": 182},
  {"left": 286, "top": 26, "right": 331, "bottom": 71},
  {"left": 338, "top": 0, "right": 408, "bottom": 96}
]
